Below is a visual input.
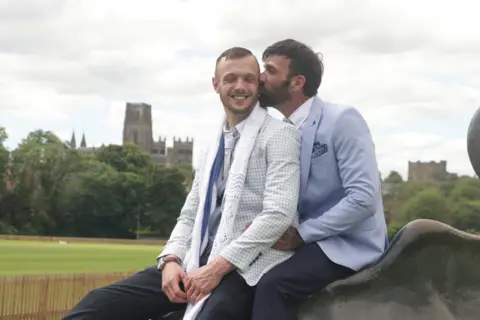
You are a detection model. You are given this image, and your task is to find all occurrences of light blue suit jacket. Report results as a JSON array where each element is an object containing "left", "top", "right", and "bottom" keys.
[{"left": 296, "top": 97, "right": 388, "bottom": 272}]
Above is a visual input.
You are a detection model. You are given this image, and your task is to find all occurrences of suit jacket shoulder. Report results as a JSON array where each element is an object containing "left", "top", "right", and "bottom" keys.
[
  {"left": 319, "top": 100, "right": 370, "bottom": 135},
  {"left": 259, "top": 114, "right": 301, "bottom": 146}
]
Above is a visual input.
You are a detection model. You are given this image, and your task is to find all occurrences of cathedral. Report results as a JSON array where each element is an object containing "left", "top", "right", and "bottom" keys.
[{"left": 71, "top": 102, "right": 193, "bottom": 165}]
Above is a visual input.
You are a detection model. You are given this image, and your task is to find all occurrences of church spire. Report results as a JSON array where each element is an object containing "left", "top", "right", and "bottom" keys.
[
  {"left": 70, "top": 131, "right": 77, "bottom": 148},
  {"left": 80, "top": 133, "right": 86, "bottom": 148}
]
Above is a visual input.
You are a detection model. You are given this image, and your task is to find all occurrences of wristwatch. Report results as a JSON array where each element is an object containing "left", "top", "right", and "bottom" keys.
[{"left": 157, "top": 255, "right": 180, "bottom": 271}]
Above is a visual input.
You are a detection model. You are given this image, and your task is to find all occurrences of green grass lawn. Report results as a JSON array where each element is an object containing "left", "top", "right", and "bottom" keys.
[{"left": 0, "top": 239, "right": 163, "bottom": 276}]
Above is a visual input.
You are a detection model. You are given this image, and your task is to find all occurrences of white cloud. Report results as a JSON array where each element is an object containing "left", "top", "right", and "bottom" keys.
[{"left": 1, "top": 0, "right": 479, "bottom": 179}]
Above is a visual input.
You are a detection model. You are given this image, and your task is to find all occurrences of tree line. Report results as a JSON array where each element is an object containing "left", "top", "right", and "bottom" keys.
[
  {"left": 382, "top": 170, "right": 480, "bottom": 238},
  {"left": 0, "top": 126, "right": 191, "bottom": 239},
  {"left": 1, "top": 126, "right": 479, "bottom": 240}
]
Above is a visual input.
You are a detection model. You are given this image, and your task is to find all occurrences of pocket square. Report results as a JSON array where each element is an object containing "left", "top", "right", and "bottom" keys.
[{"left": 312, "top": 142, "right": 328, "bottom": 159}]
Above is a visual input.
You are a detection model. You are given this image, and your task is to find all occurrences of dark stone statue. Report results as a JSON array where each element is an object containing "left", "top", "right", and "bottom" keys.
[
  {"left": 297, "top": 219, "right": 480, "bottom": 319},
  {"left": 467, "top": 106, "right": 480, "bottom": 177}
]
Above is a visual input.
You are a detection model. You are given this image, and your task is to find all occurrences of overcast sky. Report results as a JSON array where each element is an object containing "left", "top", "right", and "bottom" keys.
[{"left": 0, "top": 0, "right": 479, "bottom": 179}]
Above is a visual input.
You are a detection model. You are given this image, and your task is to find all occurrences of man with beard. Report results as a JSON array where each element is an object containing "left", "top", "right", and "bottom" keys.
[
  {"left": 251, "top": 39, "right": 388, "bottom": 320},
  {"left": 63, "top": 47, "right": 301, "bottom": 320}
]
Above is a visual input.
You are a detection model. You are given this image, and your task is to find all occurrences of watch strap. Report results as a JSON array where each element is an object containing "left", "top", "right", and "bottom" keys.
[{"left": 158, "top": 255, "right": 180, "bottom": 271}]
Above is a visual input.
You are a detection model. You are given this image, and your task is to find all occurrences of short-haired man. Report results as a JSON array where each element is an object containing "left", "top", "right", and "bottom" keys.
[
  {"left": 63, "top": 47, "right": 301, "bottom": 320},
  {"left": 252, "top": 39, "right": 388, "bottom": 320}
]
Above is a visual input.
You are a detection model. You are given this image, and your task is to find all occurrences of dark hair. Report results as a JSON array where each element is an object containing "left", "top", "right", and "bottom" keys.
[
  {"left": 215, "top": 47, "right": 259, "bottom": 74},
  {"left": 262, "top": 39, "right": 324, "bottom": 97}
]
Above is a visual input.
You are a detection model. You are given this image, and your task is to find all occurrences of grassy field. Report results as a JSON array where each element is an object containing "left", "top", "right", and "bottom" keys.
[{"left": 0, "top": 239, "right": 163, "bottom": 276}]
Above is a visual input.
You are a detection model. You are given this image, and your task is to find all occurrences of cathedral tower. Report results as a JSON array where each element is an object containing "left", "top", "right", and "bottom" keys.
[{"left": 122, "top": 102, "right": 153, "bottom": 153}]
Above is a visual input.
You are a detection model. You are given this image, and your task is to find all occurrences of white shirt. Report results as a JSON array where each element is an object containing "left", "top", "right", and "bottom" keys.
[
  {"left": 224, "top": 119, "right": 245, "bottom": 135},
  {"left": 218, "top": 119, "right": 243, "bottom": 188},
  {"left": 286, "top": 97, "right": 314, "bottom": 130}
]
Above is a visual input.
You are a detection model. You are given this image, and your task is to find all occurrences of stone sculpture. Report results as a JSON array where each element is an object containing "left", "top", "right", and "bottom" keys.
[
  {"left": 297, "top": 219, "right": 480, "bottom": 319},
  {"left": 467, "top": 106, "right": 480, "bottom": 177}
]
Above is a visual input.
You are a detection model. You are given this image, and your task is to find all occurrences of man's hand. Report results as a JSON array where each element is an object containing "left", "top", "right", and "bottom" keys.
[
  {"left": 161, "top": 260, "right": 187, "bottom": 303},
  {"left": 273, "top": 226, "right": 304, "bottom": 251},
  {"left": 184, "top": 256, "right": 234, "bottom": 304}
]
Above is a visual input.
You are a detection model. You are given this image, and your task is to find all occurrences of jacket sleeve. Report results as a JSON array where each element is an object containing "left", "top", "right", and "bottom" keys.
[{"left": 157, "top": 152, "right": 205, "bottom": 263}]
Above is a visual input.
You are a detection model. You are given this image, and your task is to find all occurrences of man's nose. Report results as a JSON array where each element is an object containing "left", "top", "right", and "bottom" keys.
[{"left": 234, "top": 79, "right": 248, "bottom": 91}]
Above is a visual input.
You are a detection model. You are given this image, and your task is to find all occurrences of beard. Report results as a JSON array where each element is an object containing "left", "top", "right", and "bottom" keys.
[{"left": 258, "top": 80, "right": 291, "bottom": 108}]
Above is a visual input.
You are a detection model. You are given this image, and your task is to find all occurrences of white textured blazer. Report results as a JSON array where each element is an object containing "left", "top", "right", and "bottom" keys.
[{"left": 160, "top": 114, "right": 301, "bottom": 286}]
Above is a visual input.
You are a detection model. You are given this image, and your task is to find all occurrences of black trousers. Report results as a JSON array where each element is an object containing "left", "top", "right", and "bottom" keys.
[
  {"left": 63, "top": 266, "right": 255, "bottom": 320},
  {"left": 252, "top": 243, "right": 355, "bottom": 320}
]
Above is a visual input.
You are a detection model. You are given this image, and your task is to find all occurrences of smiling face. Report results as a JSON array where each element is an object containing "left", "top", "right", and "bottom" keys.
[{"left": 212, "top": 54, "right": 260, "bottom": 118}]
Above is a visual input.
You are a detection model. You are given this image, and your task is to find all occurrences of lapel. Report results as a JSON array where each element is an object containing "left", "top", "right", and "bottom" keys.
[{"left": 300, "top": 97, "right": 323, "bottom": 196}]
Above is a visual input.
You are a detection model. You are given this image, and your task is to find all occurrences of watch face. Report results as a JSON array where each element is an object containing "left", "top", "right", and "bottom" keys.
[{"left": 158, "top": 258, "right": 165, "bottom": 270}]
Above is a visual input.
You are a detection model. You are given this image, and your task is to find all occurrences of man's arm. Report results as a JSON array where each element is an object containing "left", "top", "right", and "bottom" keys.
[
  {"left": 157, "top": 157, "right": 204, "bottom": 263},
  {"left": 219, "top": 124, "right": 301, "bottom": 271},
  {"left": 297, "top": 107, "right": 380, "bottom": 243}
]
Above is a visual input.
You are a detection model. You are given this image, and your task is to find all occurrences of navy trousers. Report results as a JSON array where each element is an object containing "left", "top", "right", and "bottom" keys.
[
  {"left": 62, "top": 266, "right": 254, "bottom": 320},
  {"left": 252, "top": 243, "right": 355, "bottom": 320}
]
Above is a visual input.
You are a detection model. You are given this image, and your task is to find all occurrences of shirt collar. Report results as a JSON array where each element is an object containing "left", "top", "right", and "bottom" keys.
[
  {"left": 287, "top": 97, "right": 314, "bottom": 129},
  {"left": 223, "top": 119, "right": 245, "bottom": 137}
]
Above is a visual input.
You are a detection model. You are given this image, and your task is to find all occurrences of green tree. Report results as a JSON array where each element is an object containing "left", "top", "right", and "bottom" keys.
[
  {"left": 7, "top": 130, "right": 82, "bottom": 234},
  {"left": 385, "top": 171, "right": 403, "bottom": 184},
  {"left": 95, "top": 143, "right": 153, "bottom": 174},
  {"left": 59, "top": 159, "right": 125, "bottom": 237},
  {"left": 395, "top": 180, "right": 439, "bottom": 203},
  {"left": 172, "top": 162, "right": 194, "bottom": 191},
  {"left": 452, "top": 200, "right": 480, "bottom": 232},
  {"left": 387, "top": 221, "right": 404, "bottom": 240},
  {"left": 116, "top": 171, "right": 148, "bottom": 238},
  {"left": 399, "top": 188, "right": 453, "bottom": 225},
  {"left": 450, "top": 177, "right": 480, "bottom": 202},
  {"left": 0, "top": 127, "right": 9, "bottom": 194},
  {"left": 0, "top": 127, "right": 13, "bottom": 233},
  {"left": 142, "top": 165, "right": 187, "bottom": 237}
]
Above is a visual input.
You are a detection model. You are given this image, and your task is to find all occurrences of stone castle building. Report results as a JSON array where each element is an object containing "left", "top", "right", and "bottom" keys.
[
  {"left": 407, "top": 160, "right": 451, "bottom": 181},
  {"left": 72, "top": 102, "right": 193, "bottom": 165}
]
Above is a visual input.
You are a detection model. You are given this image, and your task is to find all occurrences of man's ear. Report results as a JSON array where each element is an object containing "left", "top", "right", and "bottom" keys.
[
  {"left": 212, "top": 77, "right": 220, "bottom": 94},
  {"left": 290, "top": 75, "right": 306, "bottom": 93}
]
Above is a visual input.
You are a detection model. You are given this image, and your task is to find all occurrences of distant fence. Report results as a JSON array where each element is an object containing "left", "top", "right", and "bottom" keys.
[
  {"left": 0, "top": 234, "right": 167, "bottom": 246},
  {"left": 0, "top": 271, "right": 137, "bottom": 320}
]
